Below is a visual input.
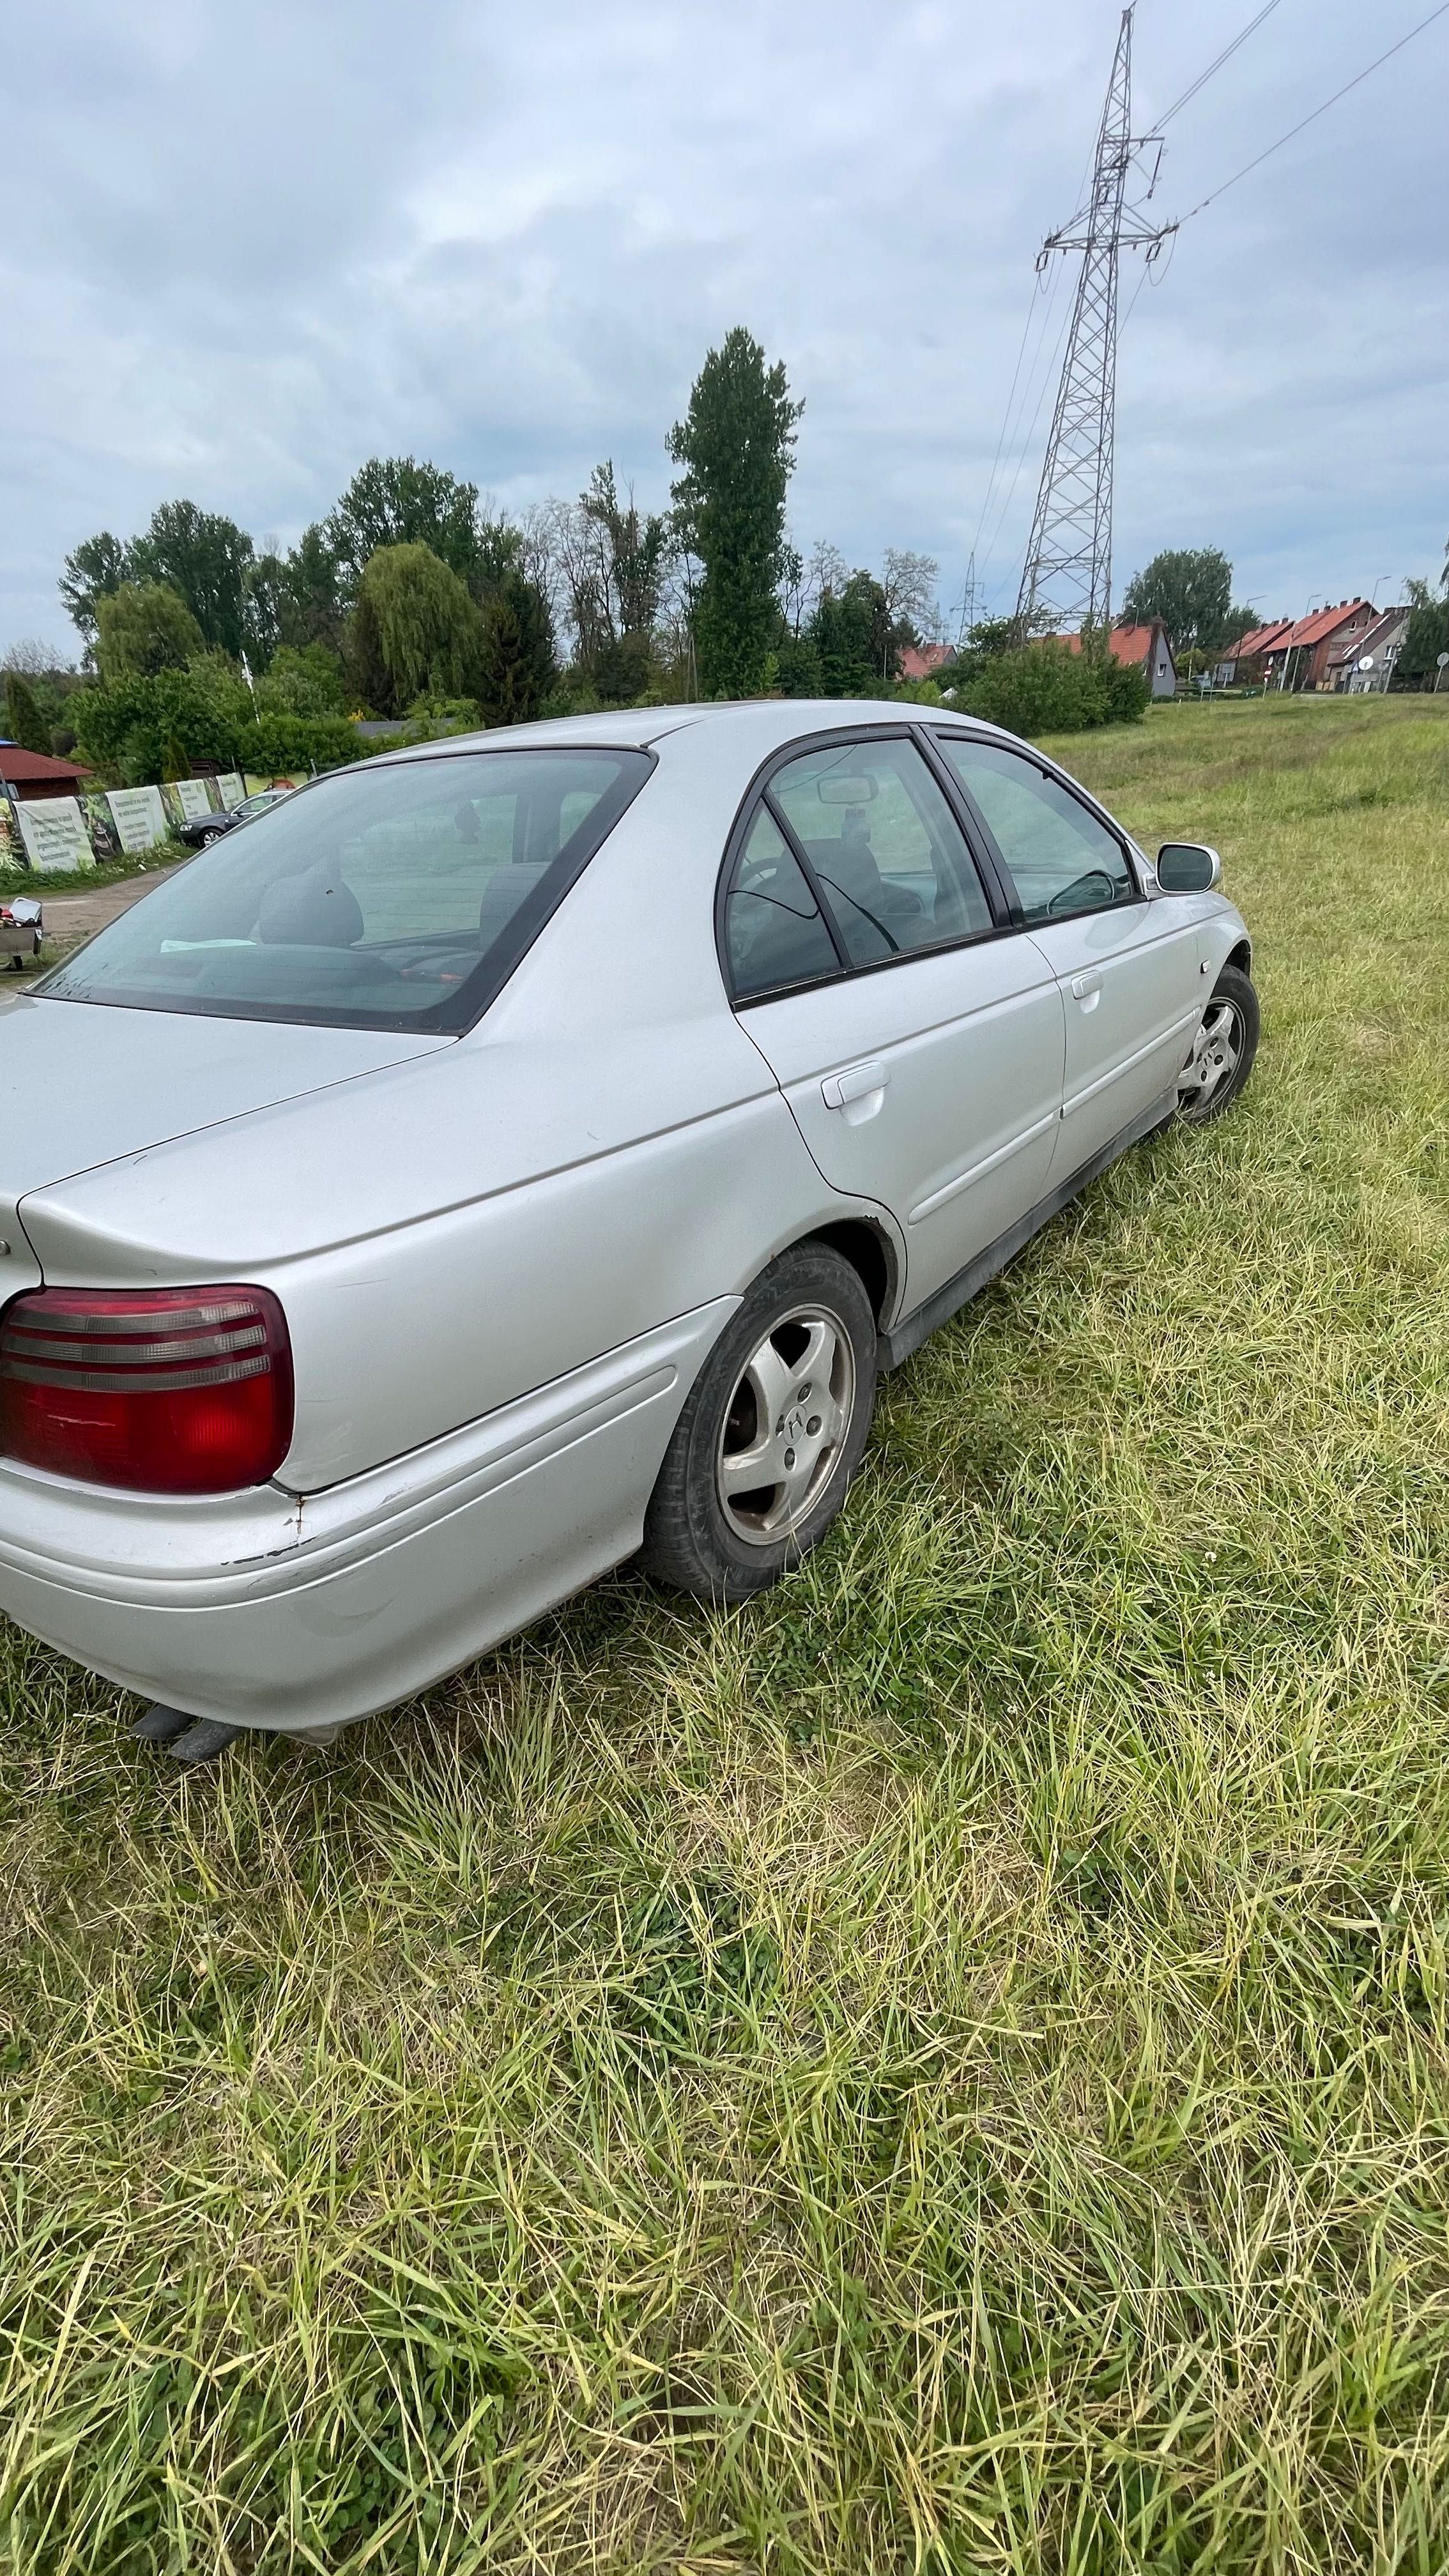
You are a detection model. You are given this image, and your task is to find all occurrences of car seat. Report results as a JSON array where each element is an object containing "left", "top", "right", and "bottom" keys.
[{"left": 256, "top": 865, "right": 364, "bottom": 947}]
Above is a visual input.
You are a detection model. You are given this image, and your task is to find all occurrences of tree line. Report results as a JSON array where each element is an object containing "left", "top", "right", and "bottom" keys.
[
  {"left": 5, "top": 330, "right": 975, "bottom": 788},
  {"left": 68, "top": 326, "right": 1438, "bottom": 787}
]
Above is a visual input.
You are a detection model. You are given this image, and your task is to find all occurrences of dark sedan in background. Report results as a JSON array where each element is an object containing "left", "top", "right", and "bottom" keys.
[{"left": 174, "top": 786, "right": 295, "bottom": 849}]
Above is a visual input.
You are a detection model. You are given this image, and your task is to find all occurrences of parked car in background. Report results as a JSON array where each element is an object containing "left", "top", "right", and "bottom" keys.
[
  {"left": 174, "top": 786, "right": 295, "bottom": 849},
  {"left": 0, "top": 703, "right": 1257, "bottom": 1764}
]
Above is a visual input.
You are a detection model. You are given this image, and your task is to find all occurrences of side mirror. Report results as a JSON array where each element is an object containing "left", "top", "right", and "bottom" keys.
[{"left": 1156, "top": 842, "right": 1221, "bottom": 893}]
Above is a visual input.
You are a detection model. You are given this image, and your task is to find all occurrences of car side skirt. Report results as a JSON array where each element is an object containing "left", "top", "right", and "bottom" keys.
[{"left": 878, "top": 1084, "right": 1178, "bottom": 1370}]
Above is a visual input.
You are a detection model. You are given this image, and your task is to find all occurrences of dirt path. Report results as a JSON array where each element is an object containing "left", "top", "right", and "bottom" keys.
[
  {"left": 38, "top": 871, "right": 168, "bottom": 946},
  {"left": 4, "top": 868, "right": 172, "bottom": 974}
]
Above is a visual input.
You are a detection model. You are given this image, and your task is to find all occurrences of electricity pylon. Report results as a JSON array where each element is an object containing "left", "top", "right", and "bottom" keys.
[{"left": 1016, "top": 6, "right": 1176, "bottom": 638}]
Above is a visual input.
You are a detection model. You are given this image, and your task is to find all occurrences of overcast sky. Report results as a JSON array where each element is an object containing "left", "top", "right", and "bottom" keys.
[{"left": 4, "top": 0, "right": 1446, "bottom": 659}]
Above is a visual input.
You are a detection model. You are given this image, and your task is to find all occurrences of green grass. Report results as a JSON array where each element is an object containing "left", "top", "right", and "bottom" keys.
[
  {"left": 3, "top": 695, "right": 1449, "bottom": 2572},
  {"left": 0, "top": 840, "right": 192, "bottom": 905}
]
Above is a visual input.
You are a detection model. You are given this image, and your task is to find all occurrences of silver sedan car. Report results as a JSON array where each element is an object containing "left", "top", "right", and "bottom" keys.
[{"left": 0, "top": 703, "right": 1256, "bottom": 1759}]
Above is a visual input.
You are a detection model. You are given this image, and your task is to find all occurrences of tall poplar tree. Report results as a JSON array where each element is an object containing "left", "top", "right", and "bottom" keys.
[{"left": 668, "top": 329, "right": 801, "bottom": 698}]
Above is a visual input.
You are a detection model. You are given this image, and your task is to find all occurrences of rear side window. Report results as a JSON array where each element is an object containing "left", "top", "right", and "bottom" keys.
[
  {"left": 769, "top": 736, "right": 993, "bottom": 967},
  {"left": 933, "top": 736, "right": 1135, "bottom": 924},
  {"left": 723, "top": 809, "right": 841, "bottom": 1001},
  {"left": 38, "top": 749, "right": 653, "bottom": 1034}
]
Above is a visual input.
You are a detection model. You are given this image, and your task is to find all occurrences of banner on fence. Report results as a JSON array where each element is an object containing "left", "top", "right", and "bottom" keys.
[
  {"left": 1, "top": 767, "right": 312, "bottom": 880},
  {"left": 162, "top": 777, "right": 215, "bottom": 826},
  {"left": 82, "top": 792, "right": 121, "bottom": 861},
  {"left": 17, "top": 798, "right": 96, "bottom": 873},
  {"left": 105, "top": 785, "right": 168, "bottom": 854}
]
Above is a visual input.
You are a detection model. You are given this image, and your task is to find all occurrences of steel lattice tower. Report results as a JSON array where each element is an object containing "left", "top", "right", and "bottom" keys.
[{"left": 1016, "top": 7, "right": 1174, "bottom": 637}]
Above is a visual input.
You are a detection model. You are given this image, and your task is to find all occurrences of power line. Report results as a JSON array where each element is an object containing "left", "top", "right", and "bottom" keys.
[
  {"left": 969, "top": 275, "right": 1054, "bottom": 567},
  {"left": 1179, "top": 1, "right": 1449, "bottom": 221},
  {"left": 1154, "top": 1, "right": 1284, "bottom": 130},
  {"left": 979, "top": 293, "right": 1075, "bottom": 590}
]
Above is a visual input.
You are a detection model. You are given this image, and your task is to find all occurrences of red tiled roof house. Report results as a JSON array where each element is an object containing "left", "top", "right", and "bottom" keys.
[
  {"left": 1262, "top": 601, "right": 1376, "bottom": 692},
  {"left": 1058, "top": 620, "right": 1178, "bottom": 697}
]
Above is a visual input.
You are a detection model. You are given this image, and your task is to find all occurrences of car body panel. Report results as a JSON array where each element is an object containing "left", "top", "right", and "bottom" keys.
[
  {"left": 737, "top": 937, "right": 1065, "bottom": 1309},
  {"left": 1026, "top": 901, "right": 1205, "bottom": 1171},
  {"left": 0, "top": 985, "right": 451, "bottom": 1208},
  {"left": 0, "top": 1297, "right": 739, "bottom": 1731}
]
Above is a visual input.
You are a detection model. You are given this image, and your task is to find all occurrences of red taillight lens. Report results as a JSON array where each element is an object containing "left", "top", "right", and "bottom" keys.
[{"left": 0, "top": 1286, "right": 294, "bottom": 1494}]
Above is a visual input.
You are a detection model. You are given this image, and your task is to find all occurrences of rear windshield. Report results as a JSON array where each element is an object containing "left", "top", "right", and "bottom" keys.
[{"left": 38, "top": 747, "right": 652, "bottom": 1033}]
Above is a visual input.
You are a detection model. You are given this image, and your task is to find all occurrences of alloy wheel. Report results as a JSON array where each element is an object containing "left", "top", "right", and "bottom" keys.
[
  {"left": 1177, "top": 997, "right": 1243, "bottom": 1119},
  {"left": 715, "top": 1304, "right": 856, "bottom": 1546}
]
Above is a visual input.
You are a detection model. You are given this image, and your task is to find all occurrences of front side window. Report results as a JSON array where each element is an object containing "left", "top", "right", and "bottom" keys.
[
  {"left": 723, "top": 808, "right": 841, "bottom": 1001},
  {"left": 769, "top": 736, "right": 993, "bottom": 967},
  {"left": 38, "top": 749, "right": 652, "bottom": 1033},
  {"left": 932, "top": 736, "right": 1135, "bottom": 924}
]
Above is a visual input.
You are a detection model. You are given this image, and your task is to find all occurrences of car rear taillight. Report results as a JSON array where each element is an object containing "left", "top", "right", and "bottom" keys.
[{"left": 0, "top": 1286, "right": 293, "bottom": 1494}]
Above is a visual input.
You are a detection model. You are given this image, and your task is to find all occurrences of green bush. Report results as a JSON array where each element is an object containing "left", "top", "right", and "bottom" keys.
[
  {"left": 70, "top": 661, "right": 361, "bottom": 784},
  {"left": 234, "top": 713, "right": 362, "bottom": 775},
  {"left": 1101, "top": 652, "right": 1153, "bottom": 724},
  {"left": 70, "top": 659, "right": 251, "bottom": 783},
  {"left": 255, "top": 643, "right": 348, "bottom": 718},
  {"left": 953, "top": 640, "right": 1149, "bottom": 736}
]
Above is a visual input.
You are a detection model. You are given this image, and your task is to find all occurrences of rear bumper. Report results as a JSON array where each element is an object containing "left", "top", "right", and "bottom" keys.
[{"left": 0, "top": 1298, "right": 735, "bottom": 1733}]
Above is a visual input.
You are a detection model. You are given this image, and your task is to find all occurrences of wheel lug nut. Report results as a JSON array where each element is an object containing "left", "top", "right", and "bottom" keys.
[
  {"left": 783, "top": 1447, "right": 795, "bottom": 1468},
  {"left": 799, "top": 1383, "right": 811, "bottom": 1399},
  {"left": 807, "top": 1415, "right": 821, "bottom": 1436}
]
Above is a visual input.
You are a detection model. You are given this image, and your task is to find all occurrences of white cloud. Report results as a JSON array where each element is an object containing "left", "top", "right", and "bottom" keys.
[{"left": 3, "top": 0, "right": 1445, "bottom": 657}]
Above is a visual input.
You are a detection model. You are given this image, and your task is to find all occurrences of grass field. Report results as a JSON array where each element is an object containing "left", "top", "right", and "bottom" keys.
[{"left": 3, "top": 694, "right": 1448, "bottom": 2573}]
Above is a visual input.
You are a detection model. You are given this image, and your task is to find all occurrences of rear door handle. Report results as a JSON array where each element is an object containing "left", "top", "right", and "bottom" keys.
[
  {"left": 1071, "top": 972, "right": 1102, "bottom": 999},
  {"left": 821, "top": 1059, "right": 889, "bottom": 1110}
]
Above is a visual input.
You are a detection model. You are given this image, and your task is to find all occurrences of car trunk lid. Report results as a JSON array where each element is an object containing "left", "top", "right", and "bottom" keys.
[{"left": 0, "top": 993, "right": 450, "bottom": 1275}]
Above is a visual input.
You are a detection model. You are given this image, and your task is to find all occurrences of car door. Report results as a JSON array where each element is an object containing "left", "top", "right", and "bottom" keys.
[
  {"left": 718, "top": 730, "right": 1065, "bottom": 1315},
  {"left": 933, "top": 733, "right": 1204, "bottom": 1175}
]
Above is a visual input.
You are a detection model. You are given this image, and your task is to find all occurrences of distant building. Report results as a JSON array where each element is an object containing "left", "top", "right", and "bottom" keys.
[
  {"left": 1324, "top": 606, "right": 1410, "bottom": 694},
  {"left": 896, "top": 641, "right": 954, "bottom": 684},
  {"left": 1216, "top": 619, "right": 1294, "bottom": 687},
  {"left": 0, "top": 743, "right": 91, "bottom": 802},
  {"left": 1058, "top": 620, "right": 1177, "bottom": 697},
  {"left": 1262, "top": 601, "right": 1376, "bottom": 692}
]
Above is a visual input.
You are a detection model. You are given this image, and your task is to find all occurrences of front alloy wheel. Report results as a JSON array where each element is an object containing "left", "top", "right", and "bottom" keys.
[{"left": 1176, "top": 963, "right": 1259, "bottom": 1125}]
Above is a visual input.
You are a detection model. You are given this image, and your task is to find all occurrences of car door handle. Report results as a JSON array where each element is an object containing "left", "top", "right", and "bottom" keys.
[
  {"left": 821, "top": 1060, "right": 889, "bottom": 1111},
  {"left": 1071, "top": 971, "right": 1103, "bottom": 1012}
]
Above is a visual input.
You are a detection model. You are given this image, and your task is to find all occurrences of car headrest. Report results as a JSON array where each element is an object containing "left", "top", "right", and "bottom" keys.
[{"left": 256, "top": 865, "right": 364, "bottom": 947}]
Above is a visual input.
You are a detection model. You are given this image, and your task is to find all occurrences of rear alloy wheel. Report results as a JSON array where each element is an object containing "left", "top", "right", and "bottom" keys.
[
  {"left": 1177, "top": 963, "right": 1259, "bottom": 1125},
  {"left": 641, "top": 1243, "right": 878, "bottom": 1601}
]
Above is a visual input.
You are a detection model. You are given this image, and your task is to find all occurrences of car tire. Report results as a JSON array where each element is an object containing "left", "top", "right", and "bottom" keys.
[
  {"left": 1177, "top": 963, "right": 1259, "bottom": 1125},
  {"left": 641, "top": 1242, "right": 878, "bottom": 1602},
  {"left": 201, "top": 829, "right": 220, "bottom": 847}
]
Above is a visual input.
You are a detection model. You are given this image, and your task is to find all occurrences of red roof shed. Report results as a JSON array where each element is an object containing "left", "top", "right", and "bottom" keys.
[{"left": 0, "top": 744, "right": 91, "bottom": 802}]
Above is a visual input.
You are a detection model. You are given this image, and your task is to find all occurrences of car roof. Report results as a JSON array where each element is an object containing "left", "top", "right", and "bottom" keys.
[{"left": 368, "top": 698, "right": 1016, "bottom": 773}]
